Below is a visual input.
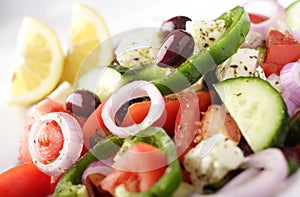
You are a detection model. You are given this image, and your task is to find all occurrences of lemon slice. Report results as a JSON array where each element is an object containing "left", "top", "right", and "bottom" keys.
[
  {"left": 61, "top": 2, "right": 113, "bottom": 84},
  {"left": 7, "top": 17, "right": 64, "bottom": 105}
]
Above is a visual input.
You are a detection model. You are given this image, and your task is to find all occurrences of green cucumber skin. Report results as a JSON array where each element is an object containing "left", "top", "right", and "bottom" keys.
[{"left": 214, "top": 77, "right": 289, "bottom": 152}]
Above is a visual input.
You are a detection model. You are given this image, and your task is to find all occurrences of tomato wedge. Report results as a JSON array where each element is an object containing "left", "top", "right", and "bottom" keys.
[
  {"left": 261, "top": 29, "right": 300, "bottom": 77},
  {"left": 100, "top": 142, "right": 167, "bottom": 195},
  {"left": 0, "top": 162, "right": 56, "bottom": 197}
]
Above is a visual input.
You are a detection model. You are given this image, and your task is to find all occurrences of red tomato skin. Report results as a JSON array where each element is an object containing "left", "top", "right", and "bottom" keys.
[
  {"left": 122, "top": 99, "right": 180, "bottom": 137},
  {"left": 248, "top": 13, "right": 268, "bottom": 24},
  {"left": 82, "top": 103, "right": 110, "bottom": 150},
  {"left": 0, "top": 162, "right": 55, "bottom": 197},
  {"left": 101, "top": 142, "right": 167, "bottom": 195},
  {"left": 174, "top": 93, "right": 201, "bottom": 163},
  {"left": 121, "top": 91, "right": 212, "bottom": 138}
]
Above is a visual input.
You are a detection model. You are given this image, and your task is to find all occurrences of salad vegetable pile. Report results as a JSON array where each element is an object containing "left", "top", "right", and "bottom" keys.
[{"left": 2, "top": 0, "right": 300, "bottom": 196}]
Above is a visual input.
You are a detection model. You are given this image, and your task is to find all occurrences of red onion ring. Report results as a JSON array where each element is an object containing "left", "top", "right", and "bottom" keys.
[
  {"left": 280, "top": 62, "right": 300, "bottom": 106},
  {"left": 190, "top": 148, "right": 289, "bottom": 197},
  {"left": 102, "top": 80, "right": 165, "bottom": 138},
  {"left": 280, "top": 62, "right": 300, "bottom": 116},
  {"left": 219, "top": 168, "right": 260, "bottom": 192},
  {"left": 281, "top": 91, "right": 299, "bottom": 117},
  {"left": 82, "top": 160, "right": 114, "bottom": 197},
  {"left": 82, "top": 160, "right": 114, "bottom": 183},
  {"left": 243, "top": 0, "right": 289, "bottom": 39},
  {"left": 28, "top": 112, "right": 83, "bottom": 176}
]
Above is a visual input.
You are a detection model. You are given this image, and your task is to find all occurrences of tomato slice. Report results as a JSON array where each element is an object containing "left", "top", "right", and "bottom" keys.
[
  {"left": 261, "top": 29, "right": 300, "bottom": 77},
  {"left": 248, "top": 13, "right": 268, "bottom": 24},
  {"left": 82, "top": 103, "right": 111, "bottom": 149},
  {"left": 0, "top": 162, "right": 56, "bottom": 197},
  {"left": 121, "top": 91, "right": 212, "bottom": 138},
  {"left": 18, "top": 98, "right": 67, "bottom": 163},
  {"left": 100, "top": 142, "right": 167, "bottom": 195},
  {"left": 121, "top": 99, "right": 180, "bottom": 137}
]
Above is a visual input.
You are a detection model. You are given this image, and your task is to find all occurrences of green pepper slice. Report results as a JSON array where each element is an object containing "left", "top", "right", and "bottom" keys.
[
  {"left": 53, "top": 137, "right": 123, "bottom": 197},
  {"left": 114, "top": 127, "right": 182, "bottom": 197},
  {"left": 152, "top": 6, "right": 250, "bottom": 95}
]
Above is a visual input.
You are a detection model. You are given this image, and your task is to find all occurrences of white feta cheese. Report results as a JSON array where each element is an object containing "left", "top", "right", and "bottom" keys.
[
  {"left": 266, "top": 73, "right": 284, "bottom": 93},
  {"left": 216, "top": 48, "right": 261, "bottom": 81},
  {"left": 186, "top": 20, "right": 226, "bottom": 53},
  {"left": 184, "top": 133, "right": 244, "bottom": 189},
  {"left": 255, "top": 65, "right": 266, "bottom": 80},
  {"left": 115, "top": 28, "right": 162, "bottom": 69}
]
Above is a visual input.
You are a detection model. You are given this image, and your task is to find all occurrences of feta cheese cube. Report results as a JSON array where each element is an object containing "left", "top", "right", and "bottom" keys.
[
  {"left": 115, "top": 28, "right": 162, "bottom": 69},
  {"left": 186, "top": 20, "right": 226, "bottom": 53},
  {"left": 216, "top": 48, "right": 262, "bottom": 81},
  {"left": 184, "top": 133, "right": 244, "bottom": 189}
]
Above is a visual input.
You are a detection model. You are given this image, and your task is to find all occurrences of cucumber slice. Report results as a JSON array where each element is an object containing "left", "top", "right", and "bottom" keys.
[
  {"left": 214, "top": 77, "right": 289, "bottom": 152},
  {"left": 75, "top": 66, "right": 127, "bottom": 102},
  {"left": 286, "top": 0, "right": 300, "bottom": 31},
  {"left": 75, "top": 64, "right": 170, "bottom": 102}
]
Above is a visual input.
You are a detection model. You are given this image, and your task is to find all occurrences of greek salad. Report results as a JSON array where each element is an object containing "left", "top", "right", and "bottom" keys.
[{"left": 1, "top": 0, "right": 300, "bottom": 197}]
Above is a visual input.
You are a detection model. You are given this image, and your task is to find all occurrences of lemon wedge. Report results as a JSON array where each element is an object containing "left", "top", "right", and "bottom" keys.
[
  {"left": 61, "top": 2, "right": 113, "bottom": 84},
  {"left": 7, "top": 17, "right": 64, "bottom": 105}
]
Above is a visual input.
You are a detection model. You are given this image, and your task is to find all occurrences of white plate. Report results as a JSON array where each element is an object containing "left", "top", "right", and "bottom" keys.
[{"left": 0, "top": 0, "right": 299, "bottom": 196}]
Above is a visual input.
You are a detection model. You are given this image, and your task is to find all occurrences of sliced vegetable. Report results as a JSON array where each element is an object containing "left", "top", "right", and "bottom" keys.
[
  {"left": 121, "top": 90, "right": 212, "bottom": 138},
  {"left": 280, "top": 62, "right": 300, "bottom": 106},
  {"left": 82, "top": 160, "right": 114, "bottom": 196},
  {"left": 102, "top": 80, "right": 165, "bottom": 138},
  {"left": 218, "top": 148, "right": 288, "bottom": 197},
  {"left": 75, "top": 66, "right": 127, "bottom": 103},
  {"left": 261, "top": 29, "right": 300, "bottom": 77},
  {"left": 190, "top": 148, "right": 289, "bottom": 197},
  {"left": 53, "top": 136, "right": 123, "bottom": 197},
  {"left": 82, "top": 103, "right": 110, "bottom": 150},
  {"left": 248, "top": 13, "right": 268, "bottom": 24},
  {"left": 174, "top": 92, "right": 200, "bottom": 162},
  {"left": 19, "top": 98, "right": 68, "bottom": 163},
  {"left": 0, "top": 162, "right": 55, "bottom": 197},
  {"left": 113, "top": 127, "right": 182, "bottom": 197},
  {"left": 152, "top": 6, "right": 250, "bottom": 94},
  {"left": 243, "top": 0, "right": 287, "bottom": 38},
  {"left": 28, "top": 112, "right": 83, "bottom": 176},
  {"left": 286, "top": 0, "right": 300, "bottom": 31},
  {"left": 121, "top": 98, "right": 180, "bottom": 137},
  {"left": 214, "top": 77, "right": 289, "bottom": 152},
  {"left": 101, "top": 142, "right": 167, "bottom": 195}
]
